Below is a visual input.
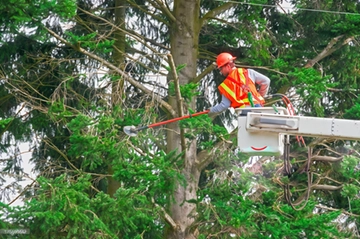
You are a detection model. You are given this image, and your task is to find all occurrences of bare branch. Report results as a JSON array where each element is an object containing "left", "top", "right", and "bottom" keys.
[
  {"left": 237, "top": 64, "right": 288, "bottom": 76},
  {"left": 199, "top": 2, "right": 237, "bottom": 27},
  {"left": 127, "top": 0, "right": 172, "bottom": 27},
  {"left": 312, "top": 184, "right": 343, "bottom": 191},
  {"left": 43, "top": 138, "right": 81, "bottom": 173},
  {"left": 78, "top": 7, "right": 165, "bottom": 56},
  {"left": 127, "top": 29, "right": 169, "bottom": 51},
  {"left": 191, "top": 63, "right": 216, "bottom": 84},
  {"left": 127, "top": 47, "right": 168, "bottom": 76},
  {"left": 152, "top": 197, "right": 179, "bottom": 230},
  {"left": 275, "top": 2, "right": 303, "bottom": 31},
  {"left": 316, "top": 204, "right": 360, "bottom": 217},
  {"left": 43, "top": 26, "right": 177, "bottom": 117},
  {"left": 311, "top": 155, "right": 343, "bottom": 163},
  {"left": 167, "top": 54, "right": 184, "bottom": 117},
  {"left": 305, "top": 35, "right": 354, "bottom": 68},
  {"left": 148, "top": 0, "right": 176, "bottom": 23},
  {"left": 327, "top": 87, "right": 360, "bottom": 93}
]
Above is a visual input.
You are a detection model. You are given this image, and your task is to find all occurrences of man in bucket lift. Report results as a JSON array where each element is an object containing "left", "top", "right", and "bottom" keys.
[{"left": 208, "top": 52, "right": 271, "bottom": 118}]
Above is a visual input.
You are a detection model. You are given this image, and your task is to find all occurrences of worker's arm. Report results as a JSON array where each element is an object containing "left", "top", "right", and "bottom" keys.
[
  {"left": 208, "top": 94, "right": 231, "bottom": 117},
  {"left": 248, "top": 69, "right": 270, "bottom": 97}
]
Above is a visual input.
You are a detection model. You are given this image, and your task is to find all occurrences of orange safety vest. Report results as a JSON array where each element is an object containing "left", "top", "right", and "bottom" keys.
[{"left": 218, "top": 68, "right": 265, "bottom": 108}]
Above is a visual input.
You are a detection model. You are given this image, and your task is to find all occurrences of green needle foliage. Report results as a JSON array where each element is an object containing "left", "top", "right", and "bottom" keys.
[{"left": 1, "top": 0, "right": 360, "bottom": 238}]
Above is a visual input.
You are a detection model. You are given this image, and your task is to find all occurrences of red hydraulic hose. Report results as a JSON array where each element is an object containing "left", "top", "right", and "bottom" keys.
[{"left": 281, "top": 95, "right": 306, "bottom": 147}]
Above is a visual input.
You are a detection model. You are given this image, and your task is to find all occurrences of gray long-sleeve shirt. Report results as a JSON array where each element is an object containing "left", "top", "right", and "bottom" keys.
[{"left": 210, "top": 68, "right": 270, "bottom": 113}]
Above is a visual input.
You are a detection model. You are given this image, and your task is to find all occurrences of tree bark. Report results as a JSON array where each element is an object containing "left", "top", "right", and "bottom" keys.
[
  {"left": 166, "top": 0, "right": 201, "bottom": 238},
  {"left": 107, "top": 0, "right": 127, "bottom": 197}
]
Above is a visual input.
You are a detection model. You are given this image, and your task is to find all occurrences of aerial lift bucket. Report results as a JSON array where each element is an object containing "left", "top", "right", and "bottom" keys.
[{"left": 236, "top": 107, "right": 289, "bottom": 156}]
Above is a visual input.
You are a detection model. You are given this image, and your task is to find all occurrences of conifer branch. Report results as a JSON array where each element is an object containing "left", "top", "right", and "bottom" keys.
[
  {"left": 44, "top": 26, "right": 177, "bottom": 118},
  {"left": 77, "top": 7, "right": 167, "bottom": 58}
]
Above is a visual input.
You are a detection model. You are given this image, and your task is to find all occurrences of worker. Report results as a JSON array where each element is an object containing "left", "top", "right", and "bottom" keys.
[{"left": 208, "top": 52, "right": 270, "bottom": 118}]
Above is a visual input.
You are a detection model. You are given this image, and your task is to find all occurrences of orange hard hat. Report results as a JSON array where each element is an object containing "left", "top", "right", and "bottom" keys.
[{"left": 216, "top": 53, "right": 236, "bottom": 68}]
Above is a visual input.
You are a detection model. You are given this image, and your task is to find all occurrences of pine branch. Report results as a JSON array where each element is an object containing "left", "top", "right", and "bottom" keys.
[
  {"left": 78, "top": 7, "right": 166, "bottom": 56},
  {"left": 44, "top": 25, "right": 177, "bottom": 118}
]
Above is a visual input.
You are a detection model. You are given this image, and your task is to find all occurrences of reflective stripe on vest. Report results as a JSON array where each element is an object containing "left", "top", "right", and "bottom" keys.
[
  {"left": 218, "top": 68, "right": 264, "bottom": 108},
  {"left": 219, "top": 82, "right": 250, "bottom": 105}
]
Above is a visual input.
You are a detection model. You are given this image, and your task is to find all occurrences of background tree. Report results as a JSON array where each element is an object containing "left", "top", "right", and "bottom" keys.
[{"left": 1, "top": 0, "right": 360, "bottom": 238}]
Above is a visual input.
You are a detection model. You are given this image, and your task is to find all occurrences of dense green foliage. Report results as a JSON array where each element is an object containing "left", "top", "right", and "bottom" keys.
[{"left": 1, "top": 0, "right": 360, "bottom": 238}]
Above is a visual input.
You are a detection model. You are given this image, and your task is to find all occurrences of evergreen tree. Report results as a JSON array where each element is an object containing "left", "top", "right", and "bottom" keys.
[{"left": 1, "top": 0, "right": 360, "bottom": 238}]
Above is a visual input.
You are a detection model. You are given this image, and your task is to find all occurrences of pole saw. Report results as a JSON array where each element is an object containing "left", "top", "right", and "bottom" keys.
[{"left": 123, "top": 110, "right": 210, "bottom": 136}]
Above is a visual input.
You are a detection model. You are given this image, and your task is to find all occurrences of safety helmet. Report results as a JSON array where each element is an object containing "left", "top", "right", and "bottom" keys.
[{"left": 216, "top": 53, "right": 236, "bottom": 68}]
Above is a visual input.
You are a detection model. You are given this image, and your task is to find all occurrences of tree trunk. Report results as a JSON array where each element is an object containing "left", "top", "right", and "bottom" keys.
[
  {"left": 166, "top": 0, "right": 201, "bottom": 238},
  {"left": 108, "top": 0, "right": 126, "bottom": 197}
]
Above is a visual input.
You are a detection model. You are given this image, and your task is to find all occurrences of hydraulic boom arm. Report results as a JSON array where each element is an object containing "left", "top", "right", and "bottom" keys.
[
  {"left": 247, "top": 112, "right": 360, "bottom": 141},
  {"left": 236, "top": 107, "right": 360, "bottom": 156}
]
